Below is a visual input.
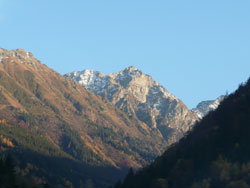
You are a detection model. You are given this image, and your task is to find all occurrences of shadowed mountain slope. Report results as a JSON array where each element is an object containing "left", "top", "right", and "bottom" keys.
[{"left": 115, "top": 78, "right": 250, "bottom": 188}]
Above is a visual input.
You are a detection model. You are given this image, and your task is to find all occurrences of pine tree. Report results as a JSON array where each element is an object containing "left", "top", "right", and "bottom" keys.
[{"left": 5, "top": 154, "right": 17, "bottom": 188}]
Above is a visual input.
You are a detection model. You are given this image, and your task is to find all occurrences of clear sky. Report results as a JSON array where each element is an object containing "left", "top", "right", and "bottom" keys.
[{"left": 0, "top": 0, "right": 249, "bottom": 108}]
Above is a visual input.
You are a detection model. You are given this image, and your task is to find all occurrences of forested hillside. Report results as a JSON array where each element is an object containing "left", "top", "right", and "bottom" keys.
[
  {"left": 0, "top": 48, "right": 167, "bottom": 187},
  {"left": 115, "top": 78, "right": 250, "bottom": 188}
]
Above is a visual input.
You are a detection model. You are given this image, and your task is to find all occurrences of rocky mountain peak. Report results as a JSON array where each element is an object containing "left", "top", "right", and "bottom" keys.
[
  {"left": 192, "top": 95, "right": 226, "bottom": 119},
  {"left": 65, "top": 67, "right": 198, "bottom": 145},
  {"left": 65, "top": 69, "right": 110, "bottom": 94},
  {"left": 0, "top": 48, "right": 40, "bottom": 70},
  {"left": 108, "top": 66, "right": 144, "bottom": 88},
  {"left": 124, "top": 65, "right": 138, "bottom": 72}
]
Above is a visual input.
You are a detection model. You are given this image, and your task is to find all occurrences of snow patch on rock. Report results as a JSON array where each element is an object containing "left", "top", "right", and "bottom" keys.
[{"left": 192, "top": 95, "right": 225, "bottom": 119}]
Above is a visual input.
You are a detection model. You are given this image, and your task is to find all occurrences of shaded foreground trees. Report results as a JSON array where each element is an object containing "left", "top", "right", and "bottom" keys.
[{"left": 0, "top": 154, "right": 50, "bottom": 188}]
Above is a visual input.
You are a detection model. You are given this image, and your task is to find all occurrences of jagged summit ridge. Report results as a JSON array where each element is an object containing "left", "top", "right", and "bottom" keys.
[
  {"left": 122, "top": 65, "right": 139, "bottom": 72},
  {"left": 65, "top": 66, "right": 197, "bottom": 144},
  {"left": 192, "top": 95, "right": 225, "bottom": 119},
  {"left": 66, "top": 69, "right": 110, "bottom": 94},
  {"left": 0, "top": 48, "right": 40, "bottom": 70},
  {"left": 66, "top": 66, "right": 178, "bottom": 110}
]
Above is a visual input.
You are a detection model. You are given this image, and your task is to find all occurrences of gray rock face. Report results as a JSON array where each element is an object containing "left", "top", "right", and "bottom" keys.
[
  {"left": 65, "top": 66, "right": 198, "bottom": 144},
  {"left": 192, "top": 95, "right": 225, "bottom": 119},
  {"left": 0, "top": 48, "right": 40, "bottom": 71}
]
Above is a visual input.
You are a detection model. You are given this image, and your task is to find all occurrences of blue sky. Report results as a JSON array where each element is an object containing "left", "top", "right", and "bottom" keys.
[{"left": 0, "top": 1, "right": 249, "bottom": 108}]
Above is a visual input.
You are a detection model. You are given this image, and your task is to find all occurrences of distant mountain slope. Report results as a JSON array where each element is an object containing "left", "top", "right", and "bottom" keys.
[
  {"left": 115, "top": 78, "right": 250, "bottom": 188},
  {"left": 192, "top": 95, "right": 225, "bottom": 118},
  {"left": 0, "top": 48, "right": 167, "bottom": 187},
  {"left": 65, "top": 66, "right": 198, "bottom": 144}
]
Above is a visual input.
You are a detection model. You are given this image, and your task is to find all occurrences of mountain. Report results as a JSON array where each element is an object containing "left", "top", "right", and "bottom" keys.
[
  {"left": 65, "top": 66, "right": 198, "bottom": 144},
  {"left": 192, "top": 95, "right": 225, "bottom": 119},
  {"left": 0, "top": 48, "right": 167, "bottom": 187},
  {"left": 114, "top": 78, "right": 250, "bottom": 188}
]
